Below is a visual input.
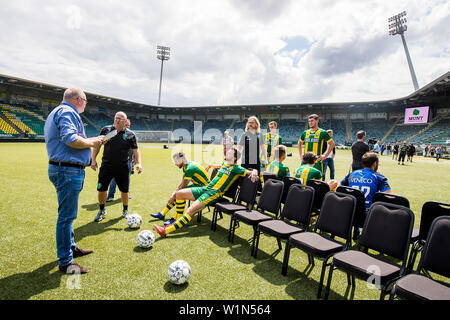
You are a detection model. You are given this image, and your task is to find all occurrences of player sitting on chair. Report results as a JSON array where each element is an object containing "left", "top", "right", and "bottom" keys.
[
  {"left": 295, "top": 152, "right": 323, "bottom": 184},
  {"left": 151, "top": 152, "right": 210, "bottom": 227},
  {"left": 153, "top": 148, "right": 259, "bottom": 238},
  {"left": 264, "top": 145, "right": 290, "bottom": 180}
]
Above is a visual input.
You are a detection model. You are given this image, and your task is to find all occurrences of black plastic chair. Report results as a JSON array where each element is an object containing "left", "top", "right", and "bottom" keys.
[
  {"left": 307, "top": 179, "right": 330, "bottom": 216},
  {"left": 230, "top": 179, "right": 284, "bottom": 257},
  {"left": 324, "top": 202, "right": 414, "bottom": 300},
  {"left": 336, "top": 186, "right": 367, "bottom": 236},
  {"left": 283, "top": 191, "right": 357, "bottom": 298},
  {"left": 373, "top": 192, "right": 410, "bottom": 208},
  {"left": 254, "top": 184, "right": 315, "bottom": 259},
  {"left": 390, "top": 216, "right": 450, "bottom": 300},
  {"left": 211, "top": 176, "right": 258, "bottom": 232},
  {"left": 281, "top": 176, "right": 302, "bottom": 204},
  {"left": 406, "top": 201, "right": 450, "bottom": 273}
]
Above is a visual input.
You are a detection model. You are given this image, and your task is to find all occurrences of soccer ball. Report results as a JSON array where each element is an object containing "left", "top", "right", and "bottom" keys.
[
  {"left": 168, "top": 260, "right": 191, "bottom": 285},
  {"left": 136, "top": 230, "right": 155, "bottom": 248},
  {"left": 126, "top": 213, "right": 142, "bottom": 229}
]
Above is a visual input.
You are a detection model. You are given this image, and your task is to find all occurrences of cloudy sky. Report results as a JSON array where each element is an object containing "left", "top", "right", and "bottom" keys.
[{"left": 0, "top": 0, "right": 449, "bottom": 107}]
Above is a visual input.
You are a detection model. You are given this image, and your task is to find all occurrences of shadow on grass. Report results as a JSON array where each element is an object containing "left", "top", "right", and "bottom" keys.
[
  {"left": 81, "top": 199, "right": 122, "bottom": 211},
  {"left": 163, "top": 281, "right": 189, "bottom": 293},
  {"left": 74, "top": 216, "right": 123, "bottom": 243},
  {"left": 133, "top": 246, "right": 154, "bottom": 253},
  {"left": 0, "top": 260, "right": 62, "bottom": 300}
]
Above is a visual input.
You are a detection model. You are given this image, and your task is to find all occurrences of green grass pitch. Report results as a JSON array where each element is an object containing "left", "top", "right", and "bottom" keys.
[{"left": 0, "top": 142, "right": 448, "bottom": 300}]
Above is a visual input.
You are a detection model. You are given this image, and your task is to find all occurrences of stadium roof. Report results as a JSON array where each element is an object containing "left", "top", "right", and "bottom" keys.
[{"left": 0, "top": 71, "right": 449, "bottom": 115}]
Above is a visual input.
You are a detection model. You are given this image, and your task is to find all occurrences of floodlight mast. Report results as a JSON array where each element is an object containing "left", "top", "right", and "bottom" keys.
[
  {"left": 157, "top": 45, "right": 170, "bottom": 106},
  {"left": 388, "top": 11, "right": 419, "bottom": 91}
]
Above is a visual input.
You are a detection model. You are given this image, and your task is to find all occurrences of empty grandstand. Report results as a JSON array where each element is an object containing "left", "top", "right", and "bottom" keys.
[{"left": 0, "top": 72, "right": 449, "bottom": 153}]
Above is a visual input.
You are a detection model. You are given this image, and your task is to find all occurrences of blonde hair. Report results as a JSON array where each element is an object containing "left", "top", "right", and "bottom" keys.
[{"left": 245, "top": 116, "right": 261, "bottom": 133}]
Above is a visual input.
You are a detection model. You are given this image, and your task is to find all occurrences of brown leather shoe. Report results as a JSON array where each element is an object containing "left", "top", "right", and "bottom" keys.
[
  {"left": 59, "top": 261, "right": 88, "bottom": 274},
  {"left": 73, "top": 247, "right": 94, "bottom": 258}
]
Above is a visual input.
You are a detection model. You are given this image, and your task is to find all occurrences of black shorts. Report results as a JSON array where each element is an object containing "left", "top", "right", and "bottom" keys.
[{"left": 97, "top": 165, "right": 130, "bottom": 192}]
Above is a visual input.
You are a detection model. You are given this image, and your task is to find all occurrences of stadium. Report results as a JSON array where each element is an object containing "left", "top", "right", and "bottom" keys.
[{"left": 1, "top": 2, "right": 449, "bottom": 307}]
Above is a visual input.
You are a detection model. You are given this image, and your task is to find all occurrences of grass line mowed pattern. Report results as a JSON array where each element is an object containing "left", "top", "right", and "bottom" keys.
[{"left": 0, "top": 143, "right": 449, "bottom": 300}]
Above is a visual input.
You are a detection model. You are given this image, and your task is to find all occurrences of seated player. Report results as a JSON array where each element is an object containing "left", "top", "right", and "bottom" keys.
[
  {"left": 264, "top": 145, "right": 290, "bottom": 180},
  {"left": 328, "top": 152, "right": 392, "bottom": 240},
  {"left": 153, "top": 148, "right": 259, "bottom": 238},
  {"left": 295, "top": 152, "right": 322, "bottom": 184},
  {"left": 151, "top": 152, "right": 210, "bottom": 227}
]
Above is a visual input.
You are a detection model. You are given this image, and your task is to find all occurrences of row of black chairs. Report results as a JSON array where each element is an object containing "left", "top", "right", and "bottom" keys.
[{"left": 199, "top": 169, "right": 450, "bottom": 299}]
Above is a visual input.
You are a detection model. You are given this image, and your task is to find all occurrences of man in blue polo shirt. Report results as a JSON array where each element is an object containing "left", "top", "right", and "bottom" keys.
[
  {"left": 339, "top": 151, "right": 392, "bottom": 240},
  {"left": 45, "top": 88, "right": 103, "bottom": 274}
]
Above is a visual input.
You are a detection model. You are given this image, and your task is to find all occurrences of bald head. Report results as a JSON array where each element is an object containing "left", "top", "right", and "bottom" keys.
[
  {"left": 63, "top": 88, "right": 84, "bottom": 101},
  {"left": 114, "top": 111, "right": 128, "bottom": 131},
  {"left": 63, "top": 88, "right": 87, "bottom": 113}
]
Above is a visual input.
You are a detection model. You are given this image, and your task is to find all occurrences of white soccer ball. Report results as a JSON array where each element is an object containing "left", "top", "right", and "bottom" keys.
[
  {"left": 126, "top": 213, "right": 142, "bottom": 229},
  {"left": 168, "top": 260, "right": 191, "bottom": 285},
  {"left": 136, "top": 230, "right": 155, "bottom": 248}
]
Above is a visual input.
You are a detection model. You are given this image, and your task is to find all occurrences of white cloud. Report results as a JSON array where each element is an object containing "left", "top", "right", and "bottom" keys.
[{"left": 0, "top": 0, "right": 448, "bottom": 107}]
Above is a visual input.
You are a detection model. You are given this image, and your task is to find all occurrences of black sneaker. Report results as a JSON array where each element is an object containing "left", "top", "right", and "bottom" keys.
[
  {"left": 122, "top": 209, "right": 129, "bottom": 219},
  {"left": 94, "top": 209, "right": 106, "bottom": 222}
]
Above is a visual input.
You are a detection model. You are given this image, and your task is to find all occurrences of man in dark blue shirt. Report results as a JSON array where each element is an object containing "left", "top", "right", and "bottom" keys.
[
  {"left": 339, "top": 152, "right": 392, "bottom": 239},
  {"left": 45, "top": 88, "right": 103, "bottom": 274}
]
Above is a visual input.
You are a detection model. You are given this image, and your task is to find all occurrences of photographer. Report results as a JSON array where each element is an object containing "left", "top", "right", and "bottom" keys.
[{"left": 351, "top": 130, "right": 370, "bottom": 172}]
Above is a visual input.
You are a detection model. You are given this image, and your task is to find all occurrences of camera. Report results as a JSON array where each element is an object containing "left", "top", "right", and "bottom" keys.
[{"left": 367, "top": 138, "right": 377, "bottom": 145}]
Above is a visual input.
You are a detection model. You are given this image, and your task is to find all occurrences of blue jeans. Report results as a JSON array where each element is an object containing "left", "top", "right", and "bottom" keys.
[
  {"left": 322, "top": 158, "right": 335, "bottom": 180},
  {"left": 107, "top": 160, "right": 133, "bottom": 198},
  {"left": 48, "top": 165, "right": 85, "bottom": 266}
]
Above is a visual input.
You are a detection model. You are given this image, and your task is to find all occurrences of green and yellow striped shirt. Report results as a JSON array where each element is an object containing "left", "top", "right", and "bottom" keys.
[
  {"left": 295, "top": 164, "right": 322, "bottom": 185},
  {"left": 208, "top": 164, "right": 248, "bottom": 193},
  {"left": 183, "top": 161, "right": 210, "bottom": 186}
]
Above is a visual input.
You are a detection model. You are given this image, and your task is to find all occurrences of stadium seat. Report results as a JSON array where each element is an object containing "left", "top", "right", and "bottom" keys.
[
  {"left": 231, "top": 179, "right": 284, "bottom": 257},
  {"left": 372, "top": 192, "right": 410, "bottom": 208},
  {"left": 390, "top": 216, "right": 450, "bottom": 300},
  {"left": 210, "top": 176, "right": 258, "bottom": 233},
  {"left": 324, "top": 202, "right": 414, "bottom": 300},
  {"left": 254, "top": 184, "right": 314, "bottom": 261},
  {"left": 283, "top": 191, "right": 356, "bottom": 298},
  {"left": 406, "top": 201, "right": 450, "bottom": 273}
]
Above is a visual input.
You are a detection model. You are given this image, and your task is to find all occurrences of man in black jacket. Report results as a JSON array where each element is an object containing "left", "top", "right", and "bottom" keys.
[{"left": 351, "top": 130, "right": 369, "bottom": 172}]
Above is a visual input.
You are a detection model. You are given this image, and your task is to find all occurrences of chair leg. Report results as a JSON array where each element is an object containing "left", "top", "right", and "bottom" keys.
[
  {"left": 282, "top": 242, "right": 291, "bottom": 276},
  {"left": 317, "top": 258, "right": 330, "bottom": 299},
  {"left": 197, "top": 210, "right": 202, "bottom": 223},
  {"left": 324, "top": 264, "right": 335, "bottom": 300},
  {"left": 253, "top": 229, "right": 261, "bottom": 258},
  {"left": 228, "top": 215, "right": 234, "bottom": 242},
  {"left": 211, "top": 208, "right": 216, "bottom": 231},
  {"left": 277, "top": 238, "right": 282, "bottom": 251}
]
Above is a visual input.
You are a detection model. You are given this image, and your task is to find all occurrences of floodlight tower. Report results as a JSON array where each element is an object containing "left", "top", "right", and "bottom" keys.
[
  {"left": 157, "top": 45, "right": 170, "bottom": 106},
  {"left": 388, "top": 11, "right": 419, "bottom": 91}
]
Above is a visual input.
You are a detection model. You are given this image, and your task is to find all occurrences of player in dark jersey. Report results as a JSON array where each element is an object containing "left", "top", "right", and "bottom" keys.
[
  {"left": 398, "top": 141, "right": 407, "bottom": 165},
  {"left": 337, "top": 152, "right": 392, "bottom": 240},
  {"left": 91, "top": 111, "right": 142, "bottom": 222},
  {"left": 153, "top": 148, "right": 259, "bottom": 238},
  {"left": 151, "top": 152, "right": 210, "bottom": 227}
]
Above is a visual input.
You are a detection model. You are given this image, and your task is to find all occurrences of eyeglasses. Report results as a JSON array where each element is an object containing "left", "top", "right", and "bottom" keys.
[{"left": 78, "top": 97, "right": 88, "bottom": 105}]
